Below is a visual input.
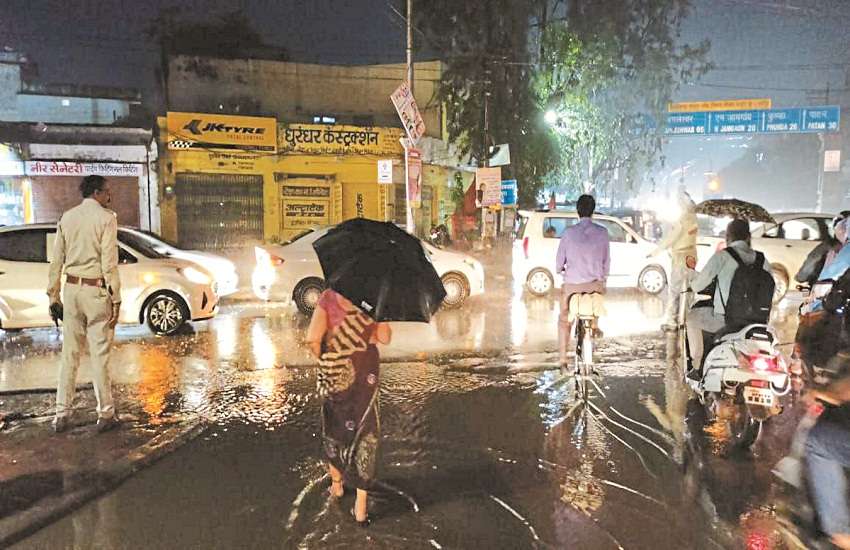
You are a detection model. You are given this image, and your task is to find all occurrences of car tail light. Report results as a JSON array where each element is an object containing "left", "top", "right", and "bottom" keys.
[
  {"left": 255, "top": 247, "right": 284, "bottom": 267},
  {"left": 523, "top": 236, "right": 529, "bottom": 259}
]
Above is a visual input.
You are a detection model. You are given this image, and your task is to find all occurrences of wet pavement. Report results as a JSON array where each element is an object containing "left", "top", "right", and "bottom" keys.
[{"left": 1, "top": 246, "right": 815, "bottom": 549}]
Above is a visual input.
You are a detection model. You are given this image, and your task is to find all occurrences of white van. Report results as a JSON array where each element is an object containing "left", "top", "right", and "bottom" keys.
[{"left": 512, "top": 210, "right": 670, "bottom": 296}]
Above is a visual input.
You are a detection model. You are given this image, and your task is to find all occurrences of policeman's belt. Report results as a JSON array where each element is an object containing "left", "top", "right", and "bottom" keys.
[{"left": 65, "top": 275, "right": 105, "bottom": 288}]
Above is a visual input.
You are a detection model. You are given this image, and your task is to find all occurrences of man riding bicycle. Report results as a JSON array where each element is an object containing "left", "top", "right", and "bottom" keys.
[
  {"left": 555, "top": 194, "right": 610, "bottom": 370},
  {"left": 686, "top": 218, "right": 773, "bottom": 379}
]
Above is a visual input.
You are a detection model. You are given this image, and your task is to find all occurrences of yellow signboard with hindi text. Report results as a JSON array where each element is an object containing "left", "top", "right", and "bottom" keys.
[{"left": 668, "top": 98, "right": 772, "bottom": 113}]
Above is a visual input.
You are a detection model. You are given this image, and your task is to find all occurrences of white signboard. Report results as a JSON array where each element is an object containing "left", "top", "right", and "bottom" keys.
[
  {"left": 377, "top": 159, "right": 394, "bottom": 184},
  {"left": 825, "top": 150, "right": 841, "bottom": 172},
  {"left": 390, "top": 82, "right": 426, "bottom": 145},
  {"left": 25, "top": 161, "right": 143, "bottom": 177},
  {"left": 476, "top": 167, "right": 503, "bottom": 207}
]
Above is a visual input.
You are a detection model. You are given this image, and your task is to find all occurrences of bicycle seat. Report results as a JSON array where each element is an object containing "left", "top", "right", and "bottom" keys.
[{"left": 568, "top": 292, "right": 606, "bottom": 321}]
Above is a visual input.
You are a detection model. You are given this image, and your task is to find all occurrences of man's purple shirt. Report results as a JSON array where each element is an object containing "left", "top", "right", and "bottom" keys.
[{"left": 555, "top": 218, "right": 611, "bottom": 284}]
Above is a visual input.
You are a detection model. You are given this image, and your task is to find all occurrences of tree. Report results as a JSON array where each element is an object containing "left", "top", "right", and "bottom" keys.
[
  {"left": 415, "top": 0, "right": 561, "bottom": 207},
  {"left": 538, "top": 0, "right": 712, "bottom": 200}
]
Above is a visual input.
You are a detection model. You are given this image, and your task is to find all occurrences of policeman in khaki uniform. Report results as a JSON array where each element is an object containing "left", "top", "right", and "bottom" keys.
[{"left": 47, "top": 175, "right": 122, "bottom": 433}]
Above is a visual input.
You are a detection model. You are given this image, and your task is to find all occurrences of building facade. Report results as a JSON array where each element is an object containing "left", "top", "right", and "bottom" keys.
[
  {"left": 158, "top": 56, "right": 473, "bottom": 248},
  {"left": 0, "top": 52, "right": 156, "bottom": 230}
]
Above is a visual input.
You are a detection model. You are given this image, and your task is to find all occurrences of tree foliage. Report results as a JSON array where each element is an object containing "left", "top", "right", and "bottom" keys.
[
  {"left": 537, "top": 0, "right": 712, "bottom": 198},
  {"left": 415, "top": 0, "right": 561, "bottom": 207},
  {"left": 417, "top": 0, "right": 711, "bottom": 206}
]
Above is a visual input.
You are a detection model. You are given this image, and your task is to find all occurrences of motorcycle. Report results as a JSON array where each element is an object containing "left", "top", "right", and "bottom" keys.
[
  {"left": 794, "top": 270, "right": 850, "bottom": 384},
  {"left": 679, "top": 288, "right": 791, "bottom": 449}
]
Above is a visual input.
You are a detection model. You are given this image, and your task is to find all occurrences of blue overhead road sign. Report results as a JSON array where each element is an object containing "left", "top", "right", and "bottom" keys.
[{"left": 662, "top": 105, "right": 840, "bottom": 136}]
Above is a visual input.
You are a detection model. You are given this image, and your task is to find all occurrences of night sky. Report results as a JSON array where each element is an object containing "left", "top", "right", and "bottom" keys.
[{"left": 1, "top": 0, "right": 848, "bottom": 107}]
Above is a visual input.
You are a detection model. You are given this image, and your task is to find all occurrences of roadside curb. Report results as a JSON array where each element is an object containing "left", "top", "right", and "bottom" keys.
[{"left": 0, "top": 419, "right": 207, "bottom": 548}]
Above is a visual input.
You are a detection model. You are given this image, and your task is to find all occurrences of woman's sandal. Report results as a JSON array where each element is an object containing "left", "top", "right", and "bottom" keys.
[{"left": 350, "top": 507, "right": 370, "bottom": 527}]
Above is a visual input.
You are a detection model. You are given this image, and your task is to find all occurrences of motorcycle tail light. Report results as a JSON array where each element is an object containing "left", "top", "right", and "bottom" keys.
[
  {"left": 523, "top": 236, "right": 529, "bottom": 259},
  {"left": 749, "top": 379, "right": 769, "bottom": 388},
  {"left": 749, "top": 354, "right": 777, "bottom": 372}
]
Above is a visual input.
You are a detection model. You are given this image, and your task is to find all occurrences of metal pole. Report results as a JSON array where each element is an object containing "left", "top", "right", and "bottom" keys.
[
  {"left": 816, "top": 133, "right": 825, "bottom": 213},
  {"left": 407, "top": 0, "right": 414, "bottom": 96},
  {"left": 405, "top": 0, "right": 415, "bottom": 235}
]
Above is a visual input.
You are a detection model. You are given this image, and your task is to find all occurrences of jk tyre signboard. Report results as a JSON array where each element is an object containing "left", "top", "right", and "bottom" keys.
[{"left": 167, "top": 112, "right": 278, "bottom": 152}]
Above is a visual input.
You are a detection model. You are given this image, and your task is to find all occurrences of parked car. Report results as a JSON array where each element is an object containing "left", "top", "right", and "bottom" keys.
[
  {"left": 252, "top": 226, "right": 485, "bottom": 314},
  {"left": 695, "top": 212, "right": 835, "bottom": 301},
  {"left": 117, "top": 227, "right": 239, "bottom": 296},
  {"left": 0, "top": 224, "right": 219, "bottom": 335},
  {"left": 512, "top": 210, "right": 670, "bottom": 296}
]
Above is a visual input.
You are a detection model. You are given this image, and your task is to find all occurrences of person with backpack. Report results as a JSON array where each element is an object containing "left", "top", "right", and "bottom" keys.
[{"left": 685, "top": 218, "right": 774, "bottom": 378}]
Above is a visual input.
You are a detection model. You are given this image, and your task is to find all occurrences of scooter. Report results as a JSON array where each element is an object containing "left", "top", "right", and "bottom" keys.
[
  {"left": 794, "top": 270, "right": 850, "bottom": 384},
  {"left": 679, "top": 286, "right": 791, "bottom": 449}
]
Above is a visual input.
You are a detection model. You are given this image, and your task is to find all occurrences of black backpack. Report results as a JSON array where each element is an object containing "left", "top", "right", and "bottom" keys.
[{"left": 721, "top": 248, "right": 775, "bottom": 328}]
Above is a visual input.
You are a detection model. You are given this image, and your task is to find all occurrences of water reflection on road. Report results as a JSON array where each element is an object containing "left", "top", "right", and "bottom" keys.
[{"left": 5, "top": 258, "right": 809, "bottom": 549}]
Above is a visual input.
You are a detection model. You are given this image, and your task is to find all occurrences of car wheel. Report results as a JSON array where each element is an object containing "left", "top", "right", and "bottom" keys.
[
  {"left": 771, "top": 266, "right": 789, "bottom": 303},
  {"left": 441, "top": 272, "right": 469, "bottom": 309},
  {"left": 639, "top": 265, "right": 667, "bottom": 295},
  {"left": 145, "top": 292, "right": 189, "bottom": 336},
  {"left": 526, "top": 268, "right": 553, "bottom": 297},
  {"left": 294, "top": 277, "right": 326, "bottom": 315}
]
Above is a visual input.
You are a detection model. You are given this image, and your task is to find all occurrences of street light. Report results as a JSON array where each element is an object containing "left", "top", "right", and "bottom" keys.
[{"left": 544, "top": 110, "right": 558, "bottom": 126}]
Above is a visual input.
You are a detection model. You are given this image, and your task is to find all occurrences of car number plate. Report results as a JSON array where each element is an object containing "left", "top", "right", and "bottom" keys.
[{"left": 744, "top": 386, "right": 773, "bottom": 407}]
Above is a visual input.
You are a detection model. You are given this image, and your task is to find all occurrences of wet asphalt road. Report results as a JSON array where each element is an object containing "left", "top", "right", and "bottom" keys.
[{"left": 3, "top": 249, "right": 809, "bottom": 549}]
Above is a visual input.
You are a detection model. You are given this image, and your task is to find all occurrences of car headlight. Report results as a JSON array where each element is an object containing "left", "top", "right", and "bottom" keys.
[
  {"left": 813, "top": 280, "right": 834, "bottom": 299},
  {"left": 180, "top": 266, "right": 213, "bottom": 285}
]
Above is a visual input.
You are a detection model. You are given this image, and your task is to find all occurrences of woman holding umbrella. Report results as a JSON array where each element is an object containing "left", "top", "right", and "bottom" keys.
[
  {"left": 306, "top": 289, "right": 391, "bottom": 526},
  {"left": 304, "top": 218, "right": 446, "bottom": 527}
]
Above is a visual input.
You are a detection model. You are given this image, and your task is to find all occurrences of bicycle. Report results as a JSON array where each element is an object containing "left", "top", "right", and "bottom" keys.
[{"left": 569, "top": 292, "right": 605, "bottom": 400}]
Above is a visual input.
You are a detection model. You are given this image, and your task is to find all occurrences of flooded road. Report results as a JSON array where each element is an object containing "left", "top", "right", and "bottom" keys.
[{"left": 4, "top": 250, "right": 809, "bottom": 549}]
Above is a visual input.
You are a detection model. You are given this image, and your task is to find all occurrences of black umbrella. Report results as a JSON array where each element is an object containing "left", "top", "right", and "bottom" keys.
[
  {"left": 695, "top": 199, "right": 776, "bottom": 224},
  {"left": 312, "top": 219, "right": 447, "bottom": 322}
]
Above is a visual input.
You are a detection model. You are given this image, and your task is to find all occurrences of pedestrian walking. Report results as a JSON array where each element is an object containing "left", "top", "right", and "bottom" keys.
[
  {"left": 306, "top": 288, "right": 392, "bottom": 526},
  {"left": 46, "top": 175, "right": 121, "bottom": 434},
  {"left": 648, "top": 188, "right": 698, "bottom": 332},
  {"left": 305, "top": 218, "right": 444, "bottom": 527}
]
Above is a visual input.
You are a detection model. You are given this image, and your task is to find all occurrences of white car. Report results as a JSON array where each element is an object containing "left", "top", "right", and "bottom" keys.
[
  {"left": 696, "top": 212, "right": 835, "bottom": 300},
  {"left": 512, "top": 210, "right": 670, "bottom": 296},
  {"left": 117, "top": 227, "right": 239, "bottom": 296},
  {"left": 0, "top": 224, "right": 219, "bottom": 335},
  {"left": 252, "top": 226, "right": 485, "bottom": 314}
]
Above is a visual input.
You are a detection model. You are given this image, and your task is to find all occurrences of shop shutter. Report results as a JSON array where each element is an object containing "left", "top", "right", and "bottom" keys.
[{"left": 175, "top": 173, "right": 263, "bottom": 249}]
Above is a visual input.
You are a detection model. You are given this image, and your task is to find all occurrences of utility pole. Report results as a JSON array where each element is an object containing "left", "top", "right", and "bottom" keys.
[
  {"left": 407, "top": 0, "right": 414, "bottom": 96},
  {"left": 405, "top": 0, "right": 415, "bottom": 235}
]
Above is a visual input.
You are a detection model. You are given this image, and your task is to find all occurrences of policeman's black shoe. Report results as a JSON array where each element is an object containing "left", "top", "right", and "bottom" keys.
[
  {"left": 52, "top": 416, "right": 69, "bottom": 434},
  {"left": 96, "top": 416, "right": 119, "bottom": 434}
]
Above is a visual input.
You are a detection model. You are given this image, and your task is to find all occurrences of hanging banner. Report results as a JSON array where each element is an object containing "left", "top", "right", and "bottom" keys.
[
  {"left": 406, "top": 147, "right": 422, "bottom": 208},
  {"left": 475, "top": 167, "right": 502, "bottom": 207},
  {"left": 390, "top": 82, "right": 426, "bottom": 145}
]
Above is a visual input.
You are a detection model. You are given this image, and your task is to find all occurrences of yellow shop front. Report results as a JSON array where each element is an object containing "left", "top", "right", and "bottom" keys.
[
  {"left": 160, "top": 114, "right": 406, "bottom": 246},
  {"left": 271, "top": 123, "right": 405, "bottom": 242}
]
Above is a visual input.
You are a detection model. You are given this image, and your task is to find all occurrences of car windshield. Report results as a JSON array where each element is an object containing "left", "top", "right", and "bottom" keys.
[
  {"left": 138, "top": 230, "right": 180, "bottom": 249},
  {"left": 117, "top": 230, "right": 168, "bottom": 259}
]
